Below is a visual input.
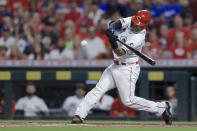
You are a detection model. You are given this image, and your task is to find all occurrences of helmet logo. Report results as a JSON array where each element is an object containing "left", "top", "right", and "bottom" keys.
[{"left": 136, "top": 16, "right": 141, "bottom": 21}]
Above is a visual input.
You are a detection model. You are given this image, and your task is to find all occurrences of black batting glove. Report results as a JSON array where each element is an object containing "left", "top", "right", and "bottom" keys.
[
  {"left": 105, "top": 29, "right": 113, "bottom": 37},
  {"left": 105, "top": 29, "right": 118, "bottom": 49}
]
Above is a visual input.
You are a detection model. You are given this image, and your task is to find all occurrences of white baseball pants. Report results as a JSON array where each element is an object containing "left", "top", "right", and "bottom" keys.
[{"left": 75, "top": 63, "right": 166, "bottom": 119}]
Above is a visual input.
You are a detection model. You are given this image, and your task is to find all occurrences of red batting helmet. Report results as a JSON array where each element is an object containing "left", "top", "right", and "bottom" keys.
[{"left": 131, "top": 10, "right": 152, "bottom": 27}]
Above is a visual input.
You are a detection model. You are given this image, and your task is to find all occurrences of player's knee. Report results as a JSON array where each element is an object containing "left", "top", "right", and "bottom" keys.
[
  {"left": 90, "top": 85, "right": 105, "bottom": 97},
  {"left": 93, "top": 85, "right": 102, "bottom": 93},
  {"left": 121, "top": 97, "right": 135, "bottom": 107}
]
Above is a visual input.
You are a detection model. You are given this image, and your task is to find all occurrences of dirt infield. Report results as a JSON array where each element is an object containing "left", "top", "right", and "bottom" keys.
[{"left": 0, "top": 122, "right": 196, "bottom": 128}]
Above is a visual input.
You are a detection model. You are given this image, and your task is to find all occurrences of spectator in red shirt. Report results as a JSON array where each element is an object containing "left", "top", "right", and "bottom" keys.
[
  {"left": 168, "top": 15, "right": 190, "bottom": 46},
  {"left": 60, "top": 20, "right": 76, "bottom": 39},
  {"left": 110, "top": 97, "right": 135, "bottom": 117},
  {"left": 159, "top": 24, "right": 171, "bottom": 49},
  {"left": 149, "top": 31, "right": 159, "bottom": 58},
  {"left": 76, "top": 7, "right": 93, "bottom": 28},
  {"left": 32, "top": 12, "right": 44, "bottom": 33},
  {"left": 75, "top": 24, "right": 89, "bottom": 40},
  {"left": 144, "top": 30, "right": 172, "bottom": 59},
  {"left": 96, "top": 19, "right": 112, "bottom": 58},
  {"left": 97, "top": 19, "right": 110, "bottom": 47},
  {"left": 170, "top": 32, "right": 192, "bottom": 59},
  {"left": 188, "top": 29, "right": 197, "bottom": 58},
  {"left": 7, "top": 0, "right": 29, "bottom": 12},
  {"left": 64, "top": 1, "right": 81, "bottom": 22}
]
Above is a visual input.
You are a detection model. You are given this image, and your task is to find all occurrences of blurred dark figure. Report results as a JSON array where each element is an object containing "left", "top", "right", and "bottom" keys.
[
  {"left": 128, "top": 0, "right": 144, "bottom": 16},
  {"left": 179, "top": 0, "right": 191, "bottom": 20},
  {"left": 183, "top": 13, "right": 197, "bottom": 31},
  {"left": 165, "top": 86, "right": 177, "bottom": 116},
  {"left": 15, "top": 82, "right": 49, "bottom": 117},
  {"left": 0, "top": 46, "right": 7, "bottom": 59},
  {"left": 190, "top": 0, "right": 197, "bottom": 22},
  {"left": 64, "top": 0, "right": 81, "bottom": 22},
  {"left": 41, "top": 21, "right": 58, "bottom": 51},
  {"left": 62, "top": 83, "right": 86, "bottom": 117},
  {"left": 8, "top": 44, "right": 26, "bottom": 60},
  {"left": 104, "top": 0, "right": 128, "bottom": 17},
  {"left": 189, "top": 29, "right": 197, "bottom": 58},
  {"left": 49, "top": 38, "right": 74, "bottom": 59},
  {"left": 0, "top": 92, "right": 16, "bottom": 115},
  {"left": 0, "top": 0, "right": 11, "bottom": 22},
  {"left": 29, "top": 43, "right": 48, "bottom": 60},
  {"left": 28, "top": 34, "right": 48, "bottom": 60}
]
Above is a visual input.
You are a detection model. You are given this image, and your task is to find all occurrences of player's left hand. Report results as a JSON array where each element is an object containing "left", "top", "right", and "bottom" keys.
[{"left": 105, "top": 29, "right": 117, "bottom": 43}]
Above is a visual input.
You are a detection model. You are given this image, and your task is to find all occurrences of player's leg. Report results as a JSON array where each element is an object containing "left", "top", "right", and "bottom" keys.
[
  {"left": 112, "top": 64, "right": 166, "bottom": 116},
  {"left": 74, "top": 65, "right": 116, "bottom": 121}
]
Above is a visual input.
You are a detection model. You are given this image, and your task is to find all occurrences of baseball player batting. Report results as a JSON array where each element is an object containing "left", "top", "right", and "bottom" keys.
[{"left": 72, "top": 10, "right": 172, "bottom": 125}]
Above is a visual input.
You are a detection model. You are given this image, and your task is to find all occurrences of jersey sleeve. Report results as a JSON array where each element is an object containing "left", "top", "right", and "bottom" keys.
[
  {"left": 39, "top": 99, "right": 49, "bottom": 112},
  {"left": 62, "top": 97, "right": 70, "bottom": 111},
  {"left": 120, "top": 17, "right": 132, "bottom": 29}
]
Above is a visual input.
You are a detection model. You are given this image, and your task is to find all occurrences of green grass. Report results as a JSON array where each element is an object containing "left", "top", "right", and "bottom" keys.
[
  {"left": 0, "top": 120, "right": 196, "bottom": 131},
  {"left": 0, "top": 120, "right": 196, "bottom": 125},
  {"left": 1, "top": 127, "right": 197, "bottom": 131}
]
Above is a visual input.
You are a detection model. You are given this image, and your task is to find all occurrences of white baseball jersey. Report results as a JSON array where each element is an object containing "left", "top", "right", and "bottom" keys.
[
  {"left": 75, "top": 17, "right": 166, "bottom": 119},
  {"left": 62, "top": 96, "right": 84, "bottom": 117},
  {"left": 15, "top": 96, "right": 49, "bottom": 117},
  {"left": 114, "top": 17, "right": 146, "bottom": 63}
]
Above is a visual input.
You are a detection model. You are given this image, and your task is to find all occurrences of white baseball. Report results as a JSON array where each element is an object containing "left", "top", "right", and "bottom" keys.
[{"left": 81, "top": 40, "right": 88, "bottom": 47}]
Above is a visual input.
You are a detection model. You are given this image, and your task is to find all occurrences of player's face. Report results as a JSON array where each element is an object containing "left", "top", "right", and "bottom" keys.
[
  {"left": 75, "top": 88, "right": 86, "bottom": 98},
  {"left": 131, "top": 22, "right": 146, "bottom": 32},
  {"left": 26, "top": 85, "right": 36, "bottom": 94},
  {"left": 166, "top": 87, "right": 176, "bottom": 98}
]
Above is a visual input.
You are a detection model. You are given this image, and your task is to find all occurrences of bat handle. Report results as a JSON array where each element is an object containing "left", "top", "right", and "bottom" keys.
[{"left": 151, "top": 60, "right": 156, "bottom": 65}]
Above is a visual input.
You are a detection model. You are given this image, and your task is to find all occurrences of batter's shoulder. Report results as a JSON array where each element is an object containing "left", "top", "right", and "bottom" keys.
[{"left": 120, "top": 16, "right": 133, "bottom": 28}]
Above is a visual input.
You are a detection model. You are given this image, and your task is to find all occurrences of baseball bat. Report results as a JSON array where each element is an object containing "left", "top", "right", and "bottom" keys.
[{"left": 116, "top": 38, "right": 156, "bottom": 66}]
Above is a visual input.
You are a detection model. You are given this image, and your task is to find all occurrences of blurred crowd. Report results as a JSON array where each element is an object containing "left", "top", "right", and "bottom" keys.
[
  {"left": 0, "top": 82, "right": 177, "bottom": 117},
  {"left": 0, "top": 0, "right": 197, "bottom": 60}
]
